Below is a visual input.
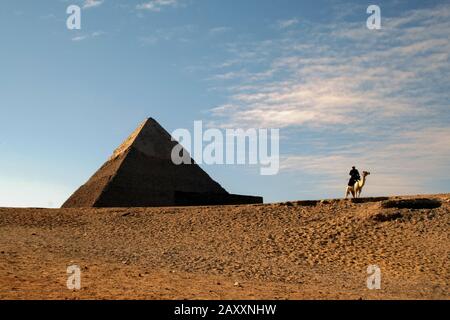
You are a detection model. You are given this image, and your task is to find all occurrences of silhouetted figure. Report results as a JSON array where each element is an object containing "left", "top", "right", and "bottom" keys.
[{"left": 348, "top": 166, "right": 360, "bottom": 186}]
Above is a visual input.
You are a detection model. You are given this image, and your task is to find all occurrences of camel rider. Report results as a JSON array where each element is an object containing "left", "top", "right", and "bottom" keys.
[{"left": 348, "top": 166, "right": 360, "bottom": 186}]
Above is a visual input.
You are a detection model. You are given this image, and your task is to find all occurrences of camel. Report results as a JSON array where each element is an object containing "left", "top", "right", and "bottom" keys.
[{"left": 345, "top": 171, "right": 370, "bottom": 199}]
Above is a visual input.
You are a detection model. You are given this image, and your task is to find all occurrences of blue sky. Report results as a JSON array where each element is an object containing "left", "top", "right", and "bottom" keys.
[{"left": 0, "top": 0, "right": 449, "bottom": 207}]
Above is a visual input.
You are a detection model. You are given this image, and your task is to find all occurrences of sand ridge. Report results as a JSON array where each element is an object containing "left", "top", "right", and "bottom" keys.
[{"left": 0, "top": 194, "right": 449, "bottom": 299}]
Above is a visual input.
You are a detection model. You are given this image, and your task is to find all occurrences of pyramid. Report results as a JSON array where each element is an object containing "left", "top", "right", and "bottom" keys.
[{"left": 62, "top": 118, "right": 263, "bottom": 208}]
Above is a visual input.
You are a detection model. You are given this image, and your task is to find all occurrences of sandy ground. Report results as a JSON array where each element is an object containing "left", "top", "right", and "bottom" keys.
[{"left": 0, "top": 194, "right": 449, "bottom": 300}]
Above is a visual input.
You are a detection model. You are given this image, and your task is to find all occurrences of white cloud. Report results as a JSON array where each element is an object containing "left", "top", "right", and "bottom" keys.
[
  {"left": 83, "top": 0, "right": 104, "bottom": 9},
  {"left": 92, "top": 31, "right": 105, "bottom": 37},
  {"left": 71, "top": 31, "right": 105, "bottom": 41},
  {"left": 71, "top": 35, "right": 88, "bottom": 41},
  {"left": 278, "top": 18, "right": 298, "bottom": 29},
  {"left": 209, "top": 70, "right": 248, "bottom": 81},
  {"left": 136, "top": 0, "right": 178, "bottom": 12},
  {"left": 209, "top": 26, "right": 232, "bottom": 35}
]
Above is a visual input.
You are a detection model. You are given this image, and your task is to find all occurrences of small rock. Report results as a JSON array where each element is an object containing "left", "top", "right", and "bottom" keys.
[{"left": 234, "top": 281, "right": 241, "bottom": 287}]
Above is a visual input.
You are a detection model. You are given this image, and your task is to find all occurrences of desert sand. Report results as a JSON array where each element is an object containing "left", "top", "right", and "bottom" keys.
[{"left": 0, "top": 194, "right": 448, "bottom": 300}]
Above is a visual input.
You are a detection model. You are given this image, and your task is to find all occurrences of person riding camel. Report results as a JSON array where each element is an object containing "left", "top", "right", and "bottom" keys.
[{"left": 348, "top": 166, "right": 361, "bottom": 187}]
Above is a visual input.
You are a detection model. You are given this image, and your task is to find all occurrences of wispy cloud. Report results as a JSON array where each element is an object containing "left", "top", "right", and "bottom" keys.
[
  {"left": 209, "top": 26, "right": 232, "bottom": 36},
  {"left": 138, "top": 25, "right": 195, "bottom": 45},
  {"left": 205, "top": 3, "right": 450, "bottom": 195},
  {"left": 209, "top": 4, "right": 450, "bottom": 130},
  {"left": 71, "top": 31, "right": 105, "bottom": 41},
  {"left": 136, "top": 0, "right": 179, "bottom": 12},
  {"left": 277, "top": 18, "right": 298, "bottom": 29},
  {"left": 83, "top": 0, "right": 104, "bottom": 9},
  {"left": 71, "top": 35, "right": 88, "bottom": 42}
]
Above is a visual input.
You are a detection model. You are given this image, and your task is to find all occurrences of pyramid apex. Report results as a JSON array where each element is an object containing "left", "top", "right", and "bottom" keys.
[
  {"left": 141, "top": 117, "right": 161, "bottom": 127},
  {"left": 109, "top": 117, "right": 171, "bottom": 161}
]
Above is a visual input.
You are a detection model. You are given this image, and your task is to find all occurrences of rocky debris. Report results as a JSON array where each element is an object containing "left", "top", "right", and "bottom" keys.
[{"left": 373, "top": 211, "right": 403, "bottom": 222}]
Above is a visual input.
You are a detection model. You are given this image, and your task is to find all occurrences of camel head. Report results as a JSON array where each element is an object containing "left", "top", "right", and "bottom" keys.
[{"left": 362, "top": 171, "right": 370, "bottom": 177}]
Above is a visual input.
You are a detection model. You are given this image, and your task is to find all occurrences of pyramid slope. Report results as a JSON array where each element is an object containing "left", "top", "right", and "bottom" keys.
[
  {"left": 62, "top": 152, "right": 127, "bottom": 208},
  {"left": 62, "top": 118, "right": 262, "bottom": 208}
]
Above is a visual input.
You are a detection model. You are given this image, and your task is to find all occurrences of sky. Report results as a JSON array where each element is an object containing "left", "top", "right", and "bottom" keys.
[{"left": 0, "top": 0, "right": 449, "bottom": 207}]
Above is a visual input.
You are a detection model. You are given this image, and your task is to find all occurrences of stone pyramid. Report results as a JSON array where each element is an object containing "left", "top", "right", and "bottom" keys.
[{"left": 62, "top": 118, "right": 262, "bottom": 207}]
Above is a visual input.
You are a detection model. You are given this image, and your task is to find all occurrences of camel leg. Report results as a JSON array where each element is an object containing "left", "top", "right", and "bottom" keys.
[
  {"left": 346, "top": 187, "right": 354, "bottom": 199},
  {"left": 354, "top": 184, "right": 359, "bottom": 198}
]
